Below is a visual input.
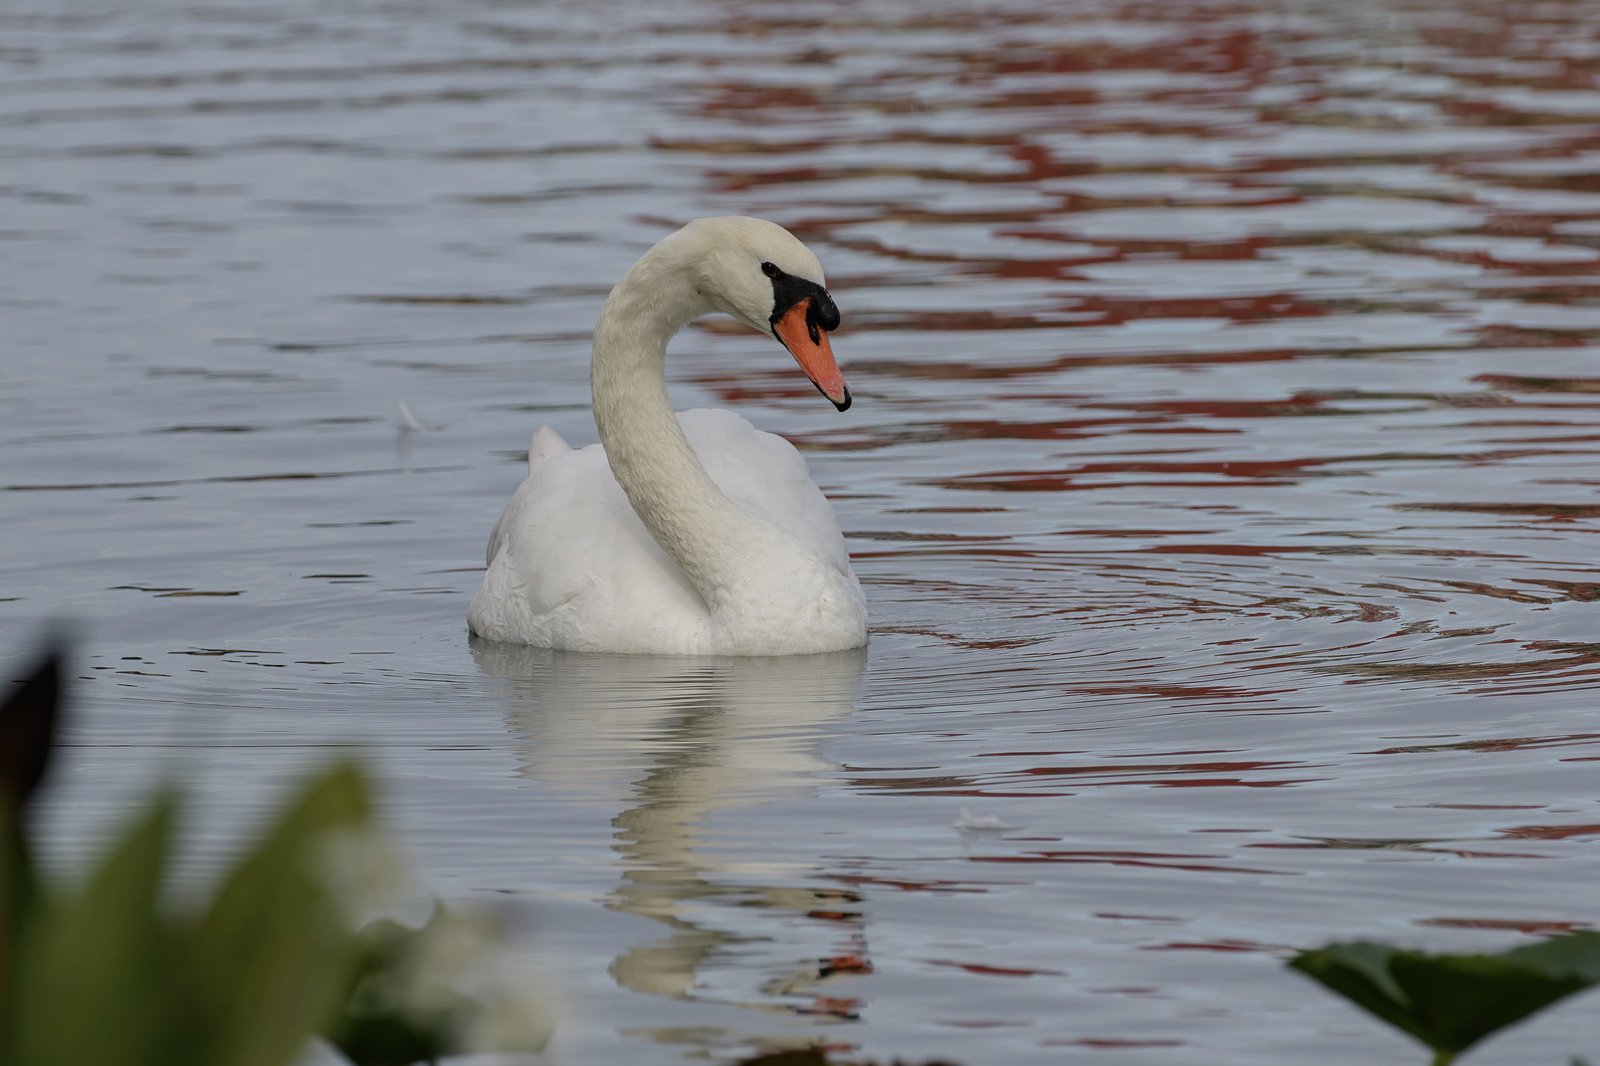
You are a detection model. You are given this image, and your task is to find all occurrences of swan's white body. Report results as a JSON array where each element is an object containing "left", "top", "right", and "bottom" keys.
[{"left": 468, "top": 217, "right": 867, "bottom": 655}]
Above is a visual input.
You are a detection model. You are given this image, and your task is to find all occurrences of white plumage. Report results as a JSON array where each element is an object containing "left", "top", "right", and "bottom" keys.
[{"left": 468, "top": 218, "right": 867, "bottom": 655}]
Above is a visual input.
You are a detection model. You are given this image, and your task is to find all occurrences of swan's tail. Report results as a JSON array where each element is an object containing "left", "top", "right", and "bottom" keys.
[{"left": 529, "top": 425, "right": 571, "bottom": 471}]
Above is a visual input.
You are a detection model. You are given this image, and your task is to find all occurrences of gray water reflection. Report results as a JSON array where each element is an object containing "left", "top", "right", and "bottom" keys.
[{"left": 475, "top": 644, "right": 867, "bottom": 1045}]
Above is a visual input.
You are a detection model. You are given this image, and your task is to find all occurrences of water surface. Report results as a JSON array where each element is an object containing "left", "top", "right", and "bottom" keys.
[{"left": 5, "top": 1, "right": 1600, "bottom": 1062}]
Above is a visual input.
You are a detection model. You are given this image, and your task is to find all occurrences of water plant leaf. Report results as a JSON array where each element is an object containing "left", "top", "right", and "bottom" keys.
[
  {"left": 2, "top": 644, "right": 65, "bottom": 1062},
  {"left": 330, "top": 904, "right": 555, "bottom": 1066},
  {"left": 1, "top": 645, "right": 552, "bottom": 1066},
  {"left": 1290, "top": 932, "right": 1600, "bottom": 1058},
  {"left": 12, "top": 794, "right": 182, "bottom": 1066},
  {"left": 183, "top": 763, "right": 373, "bottom": 1066},
  {"left": 0, "top": 643, "right": 62, "bottom": 815},
  {"left": 329, "top": 915, "right": 458, "bottom": 1066}
]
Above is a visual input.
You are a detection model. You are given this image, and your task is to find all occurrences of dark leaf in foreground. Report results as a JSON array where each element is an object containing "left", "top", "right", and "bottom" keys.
[
  {"left": 1, "top": 641, "right": 64, "bottom": 1058},
  {"left": 12, "top": 796, "right": 182, "bottom": 1066},
  {"left": 0, "top": 644, "right": 62, "bottom": 814},
  {"left": 1290, "top": 932, "right": 1600, "bottom": 1060},
  {"left": 186, "top": 763, "right": 373, "bottom": 1066},
  {"left": 329, "top": 913, "right": 459, "bottom": 1066}
]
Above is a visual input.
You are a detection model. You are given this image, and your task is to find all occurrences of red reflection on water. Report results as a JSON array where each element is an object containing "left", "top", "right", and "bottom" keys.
[
  {"left": 1046, "top": 1037, "right": 1184, "bottom": 1049},
  {"left": 927, "top": 959, "right": 1065, "bottom": 978},
  {"left": 796, "top": 996, "right": 861, "bottom": 1020},
  {"left": 1143, "top": 938, "right": 1285, "bottom": 954}
]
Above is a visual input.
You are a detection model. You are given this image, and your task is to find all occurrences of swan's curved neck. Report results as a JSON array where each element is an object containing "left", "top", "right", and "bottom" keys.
[{"left": 590, "top": 246, "right": 774, "bottom": 605}]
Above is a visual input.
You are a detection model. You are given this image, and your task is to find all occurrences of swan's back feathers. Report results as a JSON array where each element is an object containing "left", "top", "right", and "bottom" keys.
[
  {"left": 485, "top": 425, "right": 574, "bottom": 566},
  {"left": 680, "top": 409, "right": 851, "bottom": 576},
  {"left": 529, "top": 425, "right": 571, "bottom": 470},
  {"left": 470, "top": 409, "right": 857, "bottom": 652}
]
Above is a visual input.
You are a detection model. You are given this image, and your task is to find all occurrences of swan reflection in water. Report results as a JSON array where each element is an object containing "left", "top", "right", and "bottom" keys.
[{"left": 471, "top": 641, "right": 871, "bottom": 1039}]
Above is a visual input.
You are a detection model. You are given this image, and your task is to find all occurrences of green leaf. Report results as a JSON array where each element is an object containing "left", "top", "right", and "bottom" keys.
[
  {"left": 1290, "top": 932, "right": 1600, "bottom": 1057},
  {"left": 180, "top": 763, "right": 373, "bottom": 1066},
  {"left": 2, "top": 643, "right": 64, "bottom": 1039},
  {"left": 328, "top": 917, "right": 455, "bottom": 1066},
  {"left": 1501, "top": 932, "right": 1600, "bottom": 982},
  {"left": 0, "top": 643, "right": 63, "bottom": 815},
  {"left": 329, "top": 904, "right": 557, "bottom": 1065},
  {"left": 1291, "top": 941, "right": 1422, "bottom": 1040},
  {"left": 13, "top": 793, "right": 182, "bottom": 1066}
]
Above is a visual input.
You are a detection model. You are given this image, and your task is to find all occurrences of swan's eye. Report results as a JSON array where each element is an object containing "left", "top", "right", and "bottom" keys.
[{"left": 761, "top": 261, "right": 780, "bottom": 278}]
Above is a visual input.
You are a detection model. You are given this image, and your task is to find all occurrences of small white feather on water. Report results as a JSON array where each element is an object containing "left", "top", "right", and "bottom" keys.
[
  {"left": 396, "top": 398, "right": 428, "bottom": 432},
  {"left": 954, "top": 807, "right": 1011, "bottom": 831}
]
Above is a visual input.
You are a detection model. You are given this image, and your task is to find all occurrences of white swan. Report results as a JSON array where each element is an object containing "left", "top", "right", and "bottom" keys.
[{"left": 468, "top": 217, "right": 868, "bottom": 655}]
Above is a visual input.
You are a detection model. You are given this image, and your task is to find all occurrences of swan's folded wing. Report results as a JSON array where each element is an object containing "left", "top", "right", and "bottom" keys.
[
  {"left": 484, "top": 445, "right": 626, "bottom": 611},
  {"left": 485, "top": 494, "right": 516, "bottom": 568},
  {"left": 678, "top": 408, "right": 853, "bottom": 575},
  {"left": 485, "top": 425, "right": 574, "bottom": 566},
  {"left": 475, "top": 441, "right": 705, "bottom": 647}
]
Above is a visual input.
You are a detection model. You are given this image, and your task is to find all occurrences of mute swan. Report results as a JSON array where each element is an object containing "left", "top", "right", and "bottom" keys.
[{"left": 468, "top": 217, "right": 868, "bottom": 655}]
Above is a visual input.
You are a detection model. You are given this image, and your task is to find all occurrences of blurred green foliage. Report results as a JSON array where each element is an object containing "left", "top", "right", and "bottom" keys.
[
  {"left": 1291, "top": 933, "right": 1600, "bottom": 1064},
  {"left": 0, "top": 644, "right": 545, "bottom": 1066}
]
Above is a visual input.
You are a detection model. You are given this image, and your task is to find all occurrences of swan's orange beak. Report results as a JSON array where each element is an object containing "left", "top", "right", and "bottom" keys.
[{"left": 773, "top": 298, "right": 850, "bottom": 411}]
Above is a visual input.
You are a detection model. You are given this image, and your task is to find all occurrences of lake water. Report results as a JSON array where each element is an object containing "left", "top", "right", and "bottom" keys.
[{"left": 6, "top": 0, "right": 1600, "bottom": 1062}]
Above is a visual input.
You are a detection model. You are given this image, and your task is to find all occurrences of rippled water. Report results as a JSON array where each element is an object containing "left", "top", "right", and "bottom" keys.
[{"left": 7, "top": 0, "right": 1600, "bottom": 1061}]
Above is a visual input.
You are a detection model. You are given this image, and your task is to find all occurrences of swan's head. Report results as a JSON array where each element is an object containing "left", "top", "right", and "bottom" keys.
[{"left": 676, "top": 216, "right": 850, "bottom": 411}]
